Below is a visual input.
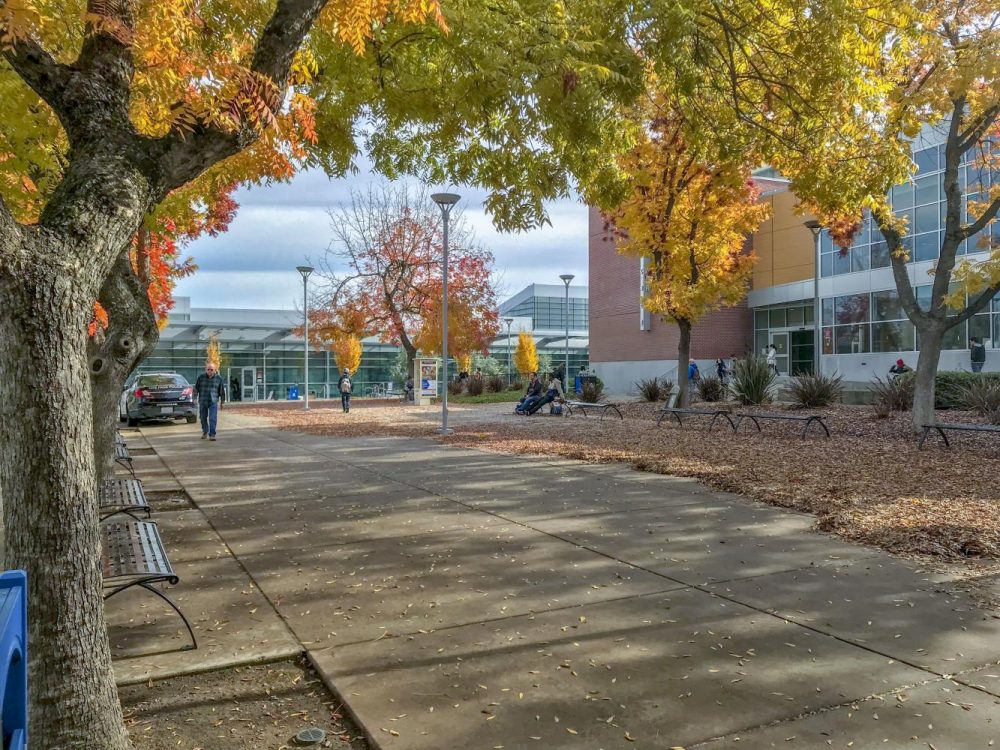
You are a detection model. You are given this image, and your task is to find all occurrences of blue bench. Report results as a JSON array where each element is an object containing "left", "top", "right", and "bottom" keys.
[{"left": 0, "top": 571, "right": 27, "bottom": 750}]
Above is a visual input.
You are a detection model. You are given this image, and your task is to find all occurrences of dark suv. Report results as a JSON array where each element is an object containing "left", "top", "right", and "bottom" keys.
[{"left": 121, "top": 372, "right": 198, "bottom": 426}]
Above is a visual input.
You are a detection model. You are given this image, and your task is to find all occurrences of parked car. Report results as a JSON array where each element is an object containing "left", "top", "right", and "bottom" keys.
[{"left": 120, "top": 372, "right": 198, "bottom": 426}]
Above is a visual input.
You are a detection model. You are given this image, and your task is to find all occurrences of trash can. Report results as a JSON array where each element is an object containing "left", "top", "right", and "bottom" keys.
[
  {"left": 0, "top": 570, "right": 27, "bottom": 750},
  {"left": 287, "top": 386, "right": 299, "bottom": 400}
]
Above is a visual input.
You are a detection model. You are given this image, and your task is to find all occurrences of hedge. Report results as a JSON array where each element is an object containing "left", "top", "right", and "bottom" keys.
[{"left": 897, "top": 371, "right": 1000, "bottom": 409}]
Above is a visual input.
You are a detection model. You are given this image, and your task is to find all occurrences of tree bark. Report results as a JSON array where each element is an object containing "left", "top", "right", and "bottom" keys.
[
  {"left": 401, "top": 335, "right": 417, "bottom": 382},
  {"left": 0, "top": 268, "right": 131, "bottom": 750},
  {"left": 89, "top": 250, "right": 160, "bottom": 480},
  {"left": 912, "top": 325, "right": 944, "bottom": 431},
  {"left": 676, "top": 318, "right": 692, "bottom": 407}
]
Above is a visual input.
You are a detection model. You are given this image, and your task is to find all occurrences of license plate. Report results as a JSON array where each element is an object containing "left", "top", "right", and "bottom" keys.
[{"left": 160, "top": 406, "right": 174, "bottom": 414}]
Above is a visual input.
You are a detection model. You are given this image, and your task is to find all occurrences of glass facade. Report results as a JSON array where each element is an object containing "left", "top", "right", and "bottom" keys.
[
  {"left": 820, "top": 286, "right": 997, "bottom": 355},
  {"left": 753, "top": 301, "right": 816, "bottom": 375},
  {"left": 820, "top": 142, "right": 998, "bottom": 277},
  {"left": 506, "top": 296, "right": 588, "bottom": 331}
]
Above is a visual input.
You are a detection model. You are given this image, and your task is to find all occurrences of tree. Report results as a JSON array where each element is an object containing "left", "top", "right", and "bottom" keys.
[
  {"left": 608, "top": 93, "right": 769, "bottom": 406},
  {"left": 314, "top": 183, "right": 499, "bottom": 375},
  {"left": 757, "top": 0, "right": 1000, "bottom": 430},
  {"left": 0, "top": 1, "right": 647, "bottom": 745},
  {"left": 206, "top": 335, "right": 222, "bottom": 368},
  {"left": 331, "top": 334, "right": 363, "bottom": 375},
  {"left": 513, "top": 331, "right": 539, "bottom": 377}
]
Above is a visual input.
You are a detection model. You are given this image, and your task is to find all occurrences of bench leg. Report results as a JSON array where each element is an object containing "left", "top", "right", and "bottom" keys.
[
  {"left": 610, "top": 405, "right": 623, "bottom": 421},
  {"left": 935, "top": 426, "right": 950, "bottom": 448},
  {"left": 105, "top": 579, "right": 198, "bottom": 651},
  {"left": 802, "top": 418, "right": 830, "bottom": 439},
  {"left": 721, "top": 413, "right": 737, "bottom": 432}
]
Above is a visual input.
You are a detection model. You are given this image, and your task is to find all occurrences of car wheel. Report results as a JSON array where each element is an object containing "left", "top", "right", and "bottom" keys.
[
  {"left": 186, "top": 416, "right": 197, "bottom": 424},
  {"left": 127, "top": 417, "right": 139, "bottom": 427}
]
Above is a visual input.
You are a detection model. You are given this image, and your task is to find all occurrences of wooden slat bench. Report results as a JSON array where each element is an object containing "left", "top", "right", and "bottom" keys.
[
  {"left": 918, "top": 422, "right": 1000, "bottom": 449},
  {"left": 734, "top": 412, "right": 831, "bottom": 439},
  {"left": 114, "top": 441, "right": 136, "bottom": 478},
  {"left": 101, "top": 519, "right": 196, "bottom": 651},
  {"left": 564, "top": 400, "right": 624, "bottom": 421},
  {"left": 99, "top": 478, "right": 150, "bottom": 521},
  {"left": 656, "top": 407, "right": 736, "bottom": 431}
]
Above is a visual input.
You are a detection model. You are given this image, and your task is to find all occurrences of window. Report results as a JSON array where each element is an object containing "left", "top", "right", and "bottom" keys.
[
  {"left": 872, "top": 321, "right": 915, "bottom": 352},
  {"left": 873, "top": 289, "right": 904, "bottom": 321},
  {"left": 914, "top": 203, "right": 938, "bottom": 234},
  {"left": 786, "top": 306, "right": 804, "bottom": 326},
  {"left": 913, "top": 175, "right": 938, "bottom": 206},
  {"left": 835, "top": 294, "right": 870, "bottom": 324},
  {"left": 754, "top": 310, "right": 769, "bottom": 329},
  {"left": 834, "top": 324, "right": 870, "bottom": 354},
  {"left": 970, "top": 314, "right": 992, "bottom": 348},
  {"left": 769, "top": 308, "right": 786, "bottom": 328},
  {"left": 913, "top": 232, "right": 940, "bottom": 262},
  {"left": 822, "top": 298, "right": 834, "bottom": 326},
  {"left": 871, "top": 241, "right": 890, "bottom": 269},
  {"left": 914, "top": 146, "right": 940, "bottom": 174}
]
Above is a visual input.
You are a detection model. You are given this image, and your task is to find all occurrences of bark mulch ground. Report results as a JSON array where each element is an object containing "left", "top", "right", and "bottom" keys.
[
  {"left": 239, "top": 399, "right": 1000, "bottom": 570},
  {"left": 122, "top": 658, "right": 369, "bottom": 750}
]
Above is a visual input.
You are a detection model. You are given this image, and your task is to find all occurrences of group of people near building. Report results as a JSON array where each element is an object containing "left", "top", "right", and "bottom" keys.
[{"left": 888, "top": 338, "right": 987, "bottom": 378}]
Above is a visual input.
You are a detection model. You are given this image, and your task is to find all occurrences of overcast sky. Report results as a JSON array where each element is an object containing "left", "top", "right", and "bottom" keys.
[{"left": 173, "top": 167, "right": 590, "bottom": 311}]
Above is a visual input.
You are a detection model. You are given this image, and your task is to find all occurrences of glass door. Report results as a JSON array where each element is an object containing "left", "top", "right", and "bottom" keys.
[
  {"left": 241, "top": 367, "right": 256, "bottom": 402},
  {"left": 769, "top": 332, "right": 789, "bottom": 376},
  {"left": 789, "top": 331, "right": 815, "bottom": 375}
]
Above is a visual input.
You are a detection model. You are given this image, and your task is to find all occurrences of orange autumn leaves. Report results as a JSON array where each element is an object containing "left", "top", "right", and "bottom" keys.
[{"left": 609, "top": 94, "right": 769, "bottom": 325}]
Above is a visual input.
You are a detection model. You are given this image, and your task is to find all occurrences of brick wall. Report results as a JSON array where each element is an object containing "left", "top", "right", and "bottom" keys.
[{"left": 588, "top": 207, "right": 754, "bottom": 364}]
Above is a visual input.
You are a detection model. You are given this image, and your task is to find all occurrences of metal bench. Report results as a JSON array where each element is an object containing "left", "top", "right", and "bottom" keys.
[
  {"left": 656, "top": 407, "right": 736, "bottom": 431},
  {"left": 918, "top": 422, "right": 1000, "bottom": 449},
  {"left": 114, "top": 441, "right": 136, "bottom": 478},
  {"left": 101, "top": 519, "right": 196, "bottom": 651},
  {"left": 734, "top": 412, "right": 831, "bottom": 438},
  {"left": 99, "top": 478, "right": 151, "bottom": 521},
  {"left": 564, "top": 400, "right": 624, "bottom": 421}
]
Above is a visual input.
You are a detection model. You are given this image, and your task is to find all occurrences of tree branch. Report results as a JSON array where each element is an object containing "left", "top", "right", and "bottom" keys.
[
  {"left": 947, "top": 281, "right": 1000, "bottom": 327},
  {"left": 148, "top": 0, "right": 329, "bottom": 196},
  {"left": 1, "top": 38, "right": 73, "bottom": 121},
  {"left": 963, "top": 196, "right": 1000, "bottom": 242}
]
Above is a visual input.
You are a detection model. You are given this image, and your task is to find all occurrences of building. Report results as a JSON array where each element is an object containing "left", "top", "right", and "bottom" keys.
[
  {"left": 589, "top": 126, "right": 998, "bottom": 394},
  {"left": 496, "top": 283, "right": 589, "bottom": 377},
  {"left": 138, "top": 282, "right": 591, "bottom": 400}
]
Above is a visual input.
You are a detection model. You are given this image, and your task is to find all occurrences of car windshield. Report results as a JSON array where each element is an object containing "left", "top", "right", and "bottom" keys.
[{"left": 138, "top": 374, "right": 187, "bottom": 388}]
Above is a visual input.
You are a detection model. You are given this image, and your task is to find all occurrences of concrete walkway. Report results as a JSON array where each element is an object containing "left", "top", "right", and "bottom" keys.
[{"left": 140, "top": 412, "right": 1000, "bottom": 748}]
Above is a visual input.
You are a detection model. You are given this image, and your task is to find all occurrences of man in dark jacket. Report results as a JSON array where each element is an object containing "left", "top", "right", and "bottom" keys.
[
  {"left": 515, "top": 372, "right": 542, "bottom": 413},
  {"left": 193, "top": 362, "right": 225, "bottom": 440},
  {"left": 971, "top": 337, "right": 986, "bottom": 373},
  {"left": 337, "top": 368, "right": 353, "bottom": 412}
]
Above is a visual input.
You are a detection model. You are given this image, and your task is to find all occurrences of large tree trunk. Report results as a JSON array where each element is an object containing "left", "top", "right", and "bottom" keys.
[
  {"left": 676, "top": 318, "right": 692, "bottom": 407},
  {"left": 401, "top": 336, "right": 418, "bottom": 381},
  {"left": 912, "top": 325, "right": 944, "bottom": 432},
  {"left": 0, "top": 271, "right": 132, "bottom": 750},
  {"left": 89, "top": 251, "right": 160, "bottom": 479}
]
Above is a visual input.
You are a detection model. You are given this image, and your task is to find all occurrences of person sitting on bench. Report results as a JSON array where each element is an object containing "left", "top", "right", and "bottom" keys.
[
  {"left": 515, "top": 372, "right": 542, "bottom": 413},
  {"left": 524, "top": 371, "right": 565, "bottom": 415}
]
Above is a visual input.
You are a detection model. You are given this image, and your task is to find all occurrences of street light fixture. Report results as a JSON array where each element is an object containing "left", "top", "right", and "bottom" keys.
[
  {"left": 559, "top": 274, "right": 574, "bottom": 390},
  {"left": 503, "top": 317, "right": 514, "bottom": 385},
  {"left": 296, "top": 265, "right": 313, "bottom": 410},
  {"left": 804, "top": 220, "right": 822, "bottom": 376},
  {"left": 431, "top": 192, "right": 461, "bottom": 434}
]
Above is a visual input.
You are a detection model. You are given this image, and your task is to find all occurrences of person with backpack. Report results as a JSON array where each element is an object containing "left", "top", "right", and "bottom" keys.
[
  {"left": 971, "top": 337, "right": 986, "bottom": 373},
  {"left": 337, "top": 368, "right": 353, "bottom": 412}
]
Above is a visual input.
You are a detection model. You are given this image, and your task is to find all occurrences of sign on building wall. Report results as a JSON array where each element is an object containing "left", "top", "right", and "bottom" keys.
[{"left": 639, "top": 256, "right": 651, "bottom": 331}]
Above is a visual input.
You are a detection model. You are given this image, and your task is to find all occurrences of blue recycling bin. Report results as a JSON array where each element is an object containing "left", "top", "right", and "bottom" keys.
[
  {"left": 0, "top": 570, "right": 27, "bottom": 750},
  {"left": 287, "top": 386, "right": 299, "bottom": 400}
]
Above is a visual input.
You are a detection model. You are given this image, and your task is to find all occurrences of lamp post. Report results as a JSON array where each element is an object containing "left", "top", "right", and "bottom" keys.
[
  {"left": 503, "top": 317, "right": 514, "bottom": 384},
  {"left": 804, "top": 220, "right": 822, "bottom": 376},
  {"left": 296, "top": 265, "right": 313, "bottom": 410},
  {"left": 559, "top": 274, "right": 574, "bottom": 389},
  {"left": 431, "top": 192, "right": 461, "bottom": 434}
]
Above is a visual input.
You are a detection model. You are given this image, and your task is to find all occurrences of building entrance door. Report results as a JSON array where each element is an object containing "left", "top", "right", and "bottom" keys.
[
  {"left": 789, "top": 331, "right": 815, "bottom": 376},
  {"left": 769, "top": 332, "right": 789, "bottom": 376},
  {"left": 241, "top": 367, "right": 256, "bottom": 402}
]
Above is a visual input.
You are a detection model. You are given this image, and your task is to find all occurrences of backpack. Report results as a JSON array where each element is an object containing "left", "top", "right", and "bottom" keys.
[{"left": 340, "top": 377, "right": 351, "bottom": 393}]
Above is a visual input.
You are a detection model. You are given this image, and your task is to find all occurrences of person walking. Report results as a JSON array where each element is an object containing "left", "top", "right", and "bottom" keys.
[
  {"left": 337, "top": 367, "right": 353, "bottom": 412},
  {"left": 193, "top": 362, "right": 225, "bottom": 441},
  {"left": 766, "top": 344, "right": 779, "bottom": 375},
  {"left": 970, "top": 337, "right": 986, "bottom": 373}
]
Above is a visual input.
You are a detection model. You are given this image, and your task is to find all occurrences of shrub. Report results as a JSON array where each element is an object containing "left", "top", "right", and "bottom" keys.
[
  {"left": 508, "top": 378, "right": 523, "bottom": 392},
  {"left": 485, "top": 374, "right": 506, "bottom": 393},
  {"left": 447, "top": 379, "right": 465, "bottom": 396},
  {"left": 578, "top": 379, "right": 604, "bottom": 403},
  {"left": 788, "top": 373, "right": 843, "bottom": 408},
  {"left": 634, "top": 376, "right": 664, "bottom": 402},
  {"left": 696, "top": 376, "right": 726, "bottom": 403},
  {"left": 730, "top": 356, "right": 775, "bottom": 405},
  {"left": 871, "top": 399, "right": 893, "bottom": 419},
  {"left": 896, "top": 371, "right": 1000, "bottom": 409},
  {"left": 870, "top": 375, "right": 913, "bottom": 412},
  {"left": 962, "top": 378, "right": 1000, "bottom": 424},
  {"left": 465, "top": 377, "right": 484, "bottom": 396}
]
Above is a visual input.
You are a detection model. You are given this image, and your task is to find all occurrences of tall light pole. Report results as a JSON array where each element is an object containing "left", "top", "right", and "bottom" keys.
[
  {"left": 560, "top": 274, "right": 574, "bottom": 388},
  {"left": 296, "top": 265, "right": 313, "bottom": 410},
  {"left": 503, "top": 317, "right": 514, "bottom": 384},
  {"left": 431, "top": 192, "right": 460, "bottom": 434},
  {"left": 804, "top": 221, "right": 822, "bottom": 376}
]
